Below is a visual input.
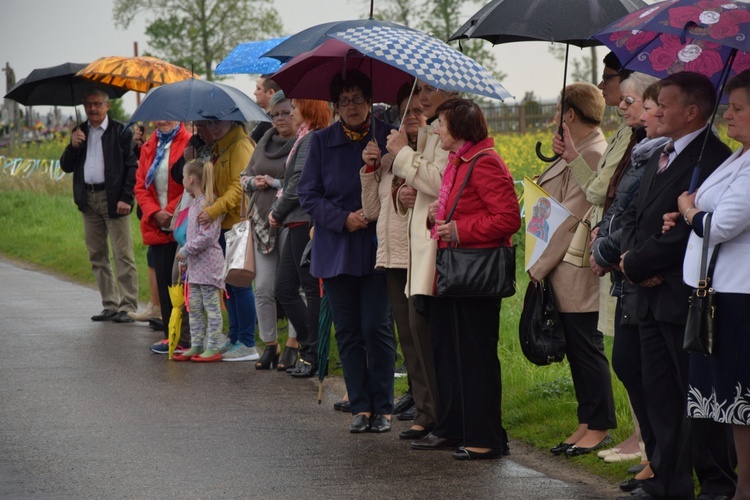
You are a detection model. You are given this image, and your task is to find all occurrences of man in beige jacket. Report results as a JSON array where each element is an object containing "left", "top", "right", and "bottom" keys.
[{"left": 388, "top": 81, "right": 457, "bottom": 449}]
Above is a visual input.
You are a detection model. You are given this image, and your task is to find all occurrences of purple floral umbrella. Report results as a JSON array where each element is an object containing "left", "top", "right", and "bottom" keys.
[{"left": 594, "top": 0, "right": 750, "bottom": 190}]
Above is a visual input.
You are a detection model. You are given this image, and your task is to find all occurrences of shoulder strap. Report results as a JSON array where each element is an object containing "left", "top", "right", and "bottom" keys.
[
  {"left": 445, "top": 153, "right": 488, "bottom": 223},
  {"left": 699, "top": 212, "right": 720, "bottom": 287}
]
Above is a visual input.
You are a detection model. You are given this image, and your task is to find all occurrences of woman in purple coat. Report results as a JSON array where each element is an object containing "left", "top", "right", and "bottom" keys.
[{"left": 297, "top": 70, "right": 396, "bottom": 434}]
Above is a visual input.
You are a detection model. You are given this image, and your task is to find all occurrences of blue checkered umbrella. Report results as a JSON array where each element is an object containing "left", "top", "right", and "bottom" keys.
[
  {"left": 215, "top": 37, "right": 289, "bottom": 75},
  {"left": 328, "top": 25, "right": 512, "bottom": 101}
]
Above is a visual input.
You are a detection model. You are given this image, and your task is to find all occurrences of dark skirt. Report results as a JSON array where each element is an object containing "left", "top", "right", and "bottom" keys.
[{"left": 687, "top": 292, "right": 750, "bottom": 425}]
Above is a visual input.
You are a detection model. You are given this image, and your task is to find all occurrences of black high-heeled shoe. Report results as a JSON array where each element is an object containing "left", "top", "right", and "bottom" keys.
[
  {"left": 255, "top": 344, "right": 280, "bottom": 370},
  {"left": 277, "top": 346, "right": 298, "bottom": 372}
]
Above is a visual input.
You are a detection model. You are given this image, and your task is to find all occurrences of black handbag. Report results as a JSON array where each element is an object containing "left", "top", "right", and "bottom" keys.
[
  {"left": 684, "top": 212, "right": 719, "bottom": 355},
  {"left": 519, "top": 279, "right": 566, "bottom": 366},
  {"left": 435, "top": 154, "right": 516, "bottom": 298}
]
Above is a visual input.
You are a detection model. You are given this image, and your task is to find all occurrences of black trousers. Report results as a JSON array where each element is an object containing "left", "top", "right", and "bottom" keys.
[
  {"left": 275, "top": 224, "right": 320, "bottom": 363},
  {"left": 611, "top": 299, "right": 655, "bottom": 460},
  {"left": 638, "top": 310, "right": 736, "bottom": 499},
  {"left": 559, "top": 312, "right": 617, "bottom": 430},
  {"left": 151, "top": 242, "right": 179, "bottom": 339},
  {"left": 428, "top": 296, "right": 506, "bottom": 449}
]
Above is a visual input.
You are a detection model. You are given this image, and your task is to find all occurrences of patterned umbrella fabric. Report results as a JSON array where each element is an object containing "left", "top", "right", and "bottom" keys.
[
  {"left": 329, "top": 25, "right": 512, "bottom": 101},
  {"left": 76, "top": 56, "right": 194, "bottom": 93},
  {"left": 271, "top": 39, "right": 414, "bottom": 103},
  {"left": 128, "top": 78, "right": 271, "bottom": 125},
  {"left": 4, "top": 62, "right": 126, "bottom": 106},
  {"left": 594, "top": 0, "right": 750, "bottom": 86},
  {"left": 215, "top": 37, "right": 289, "bottom": 75},
  {"left": 316, "top": 290, "right": 334, "bottom": 404}
]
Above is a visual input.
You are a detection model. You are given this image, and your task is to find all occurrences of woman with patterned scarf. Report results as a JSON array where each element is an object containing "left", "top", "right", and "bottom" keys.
[
  {"left": 134, "top": 120, "right": 192, "bottom": 342},
  {"left": 298, "top": 70, "right": 396, "bottom": 434}
]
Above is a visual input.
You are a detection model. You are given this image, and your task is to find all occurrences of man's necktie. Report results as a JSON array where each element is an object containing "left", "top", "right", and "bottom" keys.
[{"left": 657, "top": 141, "right": 675, "bottom": 174}]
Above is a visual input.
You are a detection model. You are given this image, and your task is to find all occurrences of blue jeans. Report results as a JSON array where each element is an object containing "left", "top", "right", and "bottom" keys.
[
  {"left": 324, "top": 273, "right": 394, "bottom": 416},
  {"left": 220, "top": 229, "right": 257, "bottom": 347}
]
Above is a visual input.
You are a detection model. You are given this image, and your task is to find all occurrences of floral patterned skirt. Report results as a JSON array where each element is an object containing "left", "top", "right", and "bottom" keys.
[{"left": 687, "top": 292, "right": 750, "bottom": 425}]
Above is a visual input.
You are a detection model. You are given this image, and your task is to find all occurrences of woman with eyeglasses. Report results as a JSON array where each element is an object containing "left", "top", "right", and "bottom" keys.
[
  {"left": 529, "top": 82, "right": 618, "bottom": 457},
  {"left": 360, "top": 82, "right": 429, "bottom": 439},
  {"left": 589, "top": 74, "right": 665, "bottom": 486},
  {"left": 297, "top": 70, "right": 396, "bottom": 434},
  {"left": 240, "top": 91, "right": 299, "bottom": 369}
]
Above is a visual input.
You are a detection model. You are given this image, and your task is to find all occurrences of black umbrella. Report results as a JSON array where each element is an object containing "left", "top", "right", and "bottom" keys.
[
  {"left": 4, "top": 62, "right": 126, "bottom": 107},
  {"left": 449, "top": 0, "right": 647, "bottom": 161}
]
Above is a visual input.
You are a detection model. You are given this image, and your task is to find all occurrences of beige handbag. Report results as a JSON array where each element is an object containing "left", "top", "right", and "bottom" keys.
[
  {"left": 563, "top": 205, "right": 594, "bottom": 268},
  {"left": 222, "top": 193, "right": 256, "bottom": 287}
]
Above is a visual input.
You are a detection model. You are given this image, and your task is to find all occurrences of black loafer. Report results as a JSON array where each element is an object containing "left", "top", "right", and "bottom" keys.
[
  {"left": 396, "top": 407, "right": 415, "bottom": 421},
  {"left": 112, "top": 311, "right": 134, "bottom": 323},
  {"left": 349, "top": 414, "right": 370, "bottom": 433},
  {"left": 411, "top": 433, "right": 459, "bottom": 451},
  {"left": 627, "top": 463, "right": 647, "bottom": 475},
  {"left": 368, "top": 415, "right": 391, "bottom": 433},
  {"left": 333, "top": 400, "right": 350, "bottom": 412},
  {"left": 452, "top": 447, "right": 503, "bottom": 461},
  {"left": 550, "top": 442, "right": 574, "bottom": 455},
  {"left": 399, "top": 427, "right": 431, "bottom": 440},
  {"left": 91, "top": 309, "right": 117, "bottom": 322},
  {"left": 393, "top": 392, "right": 415, "bottom": 414},
  {"left": 290, "top": 360, "right": 317, "bottom": 378},
  {"left": 565, "top": 435, "right": 613, "bottom": 457},
  {"left": 620, "top": 478, "right": 644, "bottom": 492}
]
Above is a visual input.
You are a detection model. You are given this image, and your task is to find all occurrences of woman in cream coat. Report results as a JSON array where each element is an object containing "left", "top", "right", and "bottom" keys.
[{"left": 529, "top": 82, "right": 617, "bottom": 456}]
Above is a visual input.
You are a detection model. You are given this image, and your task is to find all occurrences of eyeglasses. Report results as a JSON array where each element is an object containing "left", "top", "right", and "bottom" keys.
[
  {"left": 337, "top": 95, "right": 366, "bottom": 107},
  {"left": 270, "top": 110, "right": 292, "bottom": 119},
  {"left": 620, "top": 96, "right": 641, "bottom": 106},
  {"left": 83, "top": 101, "right": 106, "bottom": 108},
  {"left": 601, "top": 73, "right": 620, "bottom": 82}
]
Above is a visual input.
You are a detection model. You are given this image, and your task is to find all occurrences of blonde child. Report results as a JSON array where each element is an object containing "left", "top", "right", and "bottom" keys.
[{"left": 172, "top": 159, "right": 227, "bottom": 362}]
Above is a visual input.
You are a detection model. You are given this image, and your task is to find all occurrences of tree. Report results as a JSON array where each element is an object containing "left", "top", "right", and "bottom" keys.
[
  {"left": 113, "top": 0, "right": 284, "bottom": 80},
  {"left": 107, "top": 99, "right": 129, "bottom": 123},
  {"left": 548, "top": 45, "right": 599, "bottom": 85}
]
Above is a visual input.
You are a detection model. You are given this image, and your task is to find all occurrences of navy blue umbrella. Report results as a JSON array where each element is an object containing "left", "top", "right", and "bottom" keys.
[
  {"left": 215, "top": 37, "right": 289, "bottom": 75},
  {"left": 128, "top": 78, "right": 271, "bottom": 125}
]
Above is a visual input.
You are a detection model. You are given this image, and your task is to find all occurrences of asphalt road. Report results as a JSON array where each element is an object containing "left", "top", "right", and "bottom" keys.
[{"left": 0, "top": 259, "right": 615, "bottom": 499}]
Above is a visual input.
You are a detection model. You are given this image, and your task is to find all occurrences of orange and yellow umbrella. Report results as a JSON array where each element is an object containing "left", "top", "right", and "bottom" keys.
[{"left": 76, "top": 56, "right": 195, "bottom": 93}]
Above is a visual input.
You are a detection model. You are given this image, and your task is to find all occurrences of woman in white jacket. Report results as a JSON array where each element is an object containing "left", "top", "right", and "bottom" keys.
[{"left": 665, "top": 69, "right": 750, "bottom": 499}]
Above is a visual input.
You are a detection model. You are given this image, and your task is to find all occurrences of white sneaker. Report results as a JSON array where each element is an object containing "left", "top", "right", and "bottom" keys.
[
  {"left": 218, "top": 340, "right": 235, "bottom": 354},
  {"left": 221, "top": 343, "right": 259, "bottom": 362}
]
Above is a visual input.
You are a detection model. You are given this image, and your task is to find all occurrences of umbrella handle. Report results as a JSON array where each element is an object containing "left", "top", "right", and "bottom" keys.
[{"left": 535, "top": 141, "right": 560, "bottom": 163}]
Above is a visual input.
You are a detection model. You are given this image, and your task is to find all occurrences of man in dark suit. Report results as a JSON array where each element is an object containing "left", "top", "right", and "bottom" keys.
[{"left": 619, "top": 72, "right": 736, "bottom": 499}]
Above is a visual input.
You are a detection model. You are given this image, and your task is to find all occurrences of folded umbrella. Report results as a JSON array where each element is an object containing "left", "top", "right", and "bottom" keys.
[
  {"left": 128, "top": 78, "right": 271, "bottom": 125},
  {"left": 316, "top": 289, "right": 334, "bottom": 404},
  {"left": 215, "top": 37, "right": 289, "bottom": 75},
  {"left": 167, "top": 281, "right": 185, "bottom": 360}
]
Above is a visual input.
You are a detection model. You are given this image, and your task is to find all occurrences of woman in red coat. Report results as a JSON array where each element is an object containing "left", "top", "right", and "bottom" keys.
[
  {"left": 422, "top": 98, "right": 520, "bottom": 460},
  {"left": 134, "top": 121, "right": 192, "bottom": 339}
]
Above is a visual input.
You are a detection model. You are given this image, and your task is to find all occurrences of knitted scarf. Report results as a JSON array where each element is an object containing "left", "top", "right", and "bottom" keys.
[
  {"left": 145, "top": 124, "right": 180, "bottom": 188},
  {"left": 431, "top": 141, "right": 474, "bottom": 240}
]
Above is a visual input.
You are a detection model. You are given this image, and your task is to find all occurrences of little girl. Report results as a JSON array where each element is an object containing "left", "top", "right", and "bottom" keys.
[{"left": 172, "top": 159, "right": 227, "bottom": 362}]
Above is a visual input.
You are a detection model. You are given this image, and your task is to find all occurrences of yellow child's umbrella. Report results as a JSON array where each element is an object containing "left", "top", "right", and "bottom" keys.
[{"left": 167, "top": 282, "right": 185, "bottom": 359}]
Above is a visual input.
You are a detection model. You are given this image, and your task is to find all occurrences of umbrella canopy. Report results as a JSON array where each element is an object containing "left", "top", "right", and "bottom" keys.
[
  {"left": 128, "top": 78, "right": 271, "bottom": 125},
  {"left": 262, "top": 19, "right": 420, "bottom": 62},
  {"left": 215, "top": 37, "right": 289, "bottom": 75},
  {"left": 4, "top": 62, "right": 126, "bottom": 106},
  {"left": 593, "top": 0, "right": 750, "bottom": 86},
  {"left": 329, "top": 25, "right": 512, "bottom": 101},
  {"left": 271, "top": 39, "right": 414, "bottom": 103},
  {"left": 449, "top": 0, "right": 647, "bottom": 47},
  {"left": 167, "top": 282, "right": 185, "bottom": 359},
  {"left": 76, "top": 56, "right": 194, "bottom": 93}
]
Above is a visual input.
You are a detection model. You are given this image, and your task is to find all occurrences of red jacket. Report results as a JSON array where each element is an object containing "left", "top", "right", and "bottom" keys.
[
  {"left": 134, "top": 124, "right": 192, "bottom": 245},
  {"left": 438, "top": 137, "right": 521, "bottom": 249}
]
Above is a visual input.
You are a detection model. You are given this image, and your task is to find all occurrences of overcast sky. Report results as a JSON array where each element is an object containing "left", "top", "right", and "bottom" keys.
[{"left": 2, "top": 0, "right": 658, "bottom": 116}]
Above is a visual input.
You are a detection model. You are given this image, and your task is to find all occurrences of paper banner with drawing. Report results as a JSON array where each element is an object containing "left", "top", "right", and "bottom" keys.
[{"left": 523, "top": 176, "right": 573, "bottom": 271}]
